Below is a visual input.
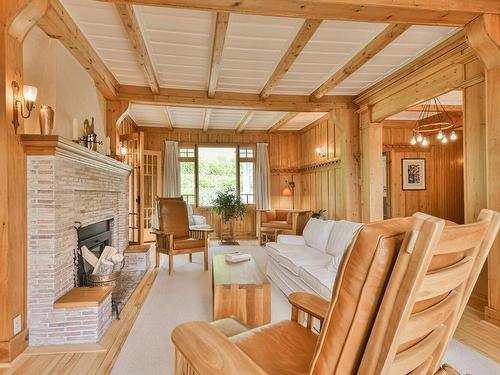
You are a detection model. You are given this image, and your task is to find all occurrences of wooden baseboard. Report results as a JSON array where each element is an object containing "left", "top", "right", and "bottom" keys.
[
  {"left": 484, "top": 306, "right": 500, "bottom": 327},
  {"left": 0, "top": 329, "right": 28, "bottom": 364},
  {"left": 23, "top": 343, "right": 106, "bottom": 355}
]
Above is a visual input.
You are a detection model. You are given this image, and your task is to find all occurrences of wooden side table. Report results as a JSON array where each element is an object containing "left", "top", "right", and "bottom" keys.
[
  {"left": 260, "top": 227, "right": 281, "bottom": 246},
  {"left": 212, "top": 255, "right": 271, "bottom": 328}
]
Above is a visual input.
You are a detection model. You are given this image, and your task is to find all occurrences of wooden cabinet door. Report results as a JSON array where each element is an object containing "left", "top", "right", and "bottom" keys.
[
  {"left": 120, "top": 132, "right": 144, "bottom": 244},
  {"left": 143, "top": 150, "right": 162, "bottom": 242}
]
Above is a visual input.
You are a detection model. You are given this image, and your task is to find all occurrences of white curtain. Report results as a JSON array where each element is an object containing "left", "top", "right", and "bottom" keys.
[
  {"left": 163, "top": 140, "right": 180, "bottom": 197},
  {"left": 255, "top": 143, "right": 271, "bottom": 210}
]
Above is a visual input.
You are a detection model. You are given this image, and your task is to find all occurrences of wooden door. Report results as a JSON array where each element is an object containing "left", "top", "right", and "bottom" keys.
[
  {"left": 143, "top": 150, "right": 162, "bottom": 242},
  {"left": 120, "top": 132, "right": 144, "bottom": 245}
]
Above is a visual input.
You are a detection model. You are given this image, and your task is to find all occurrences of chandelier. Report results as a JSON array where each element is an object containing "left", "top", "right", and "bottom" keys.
[{"left": 410, "top": 97, "right": 458, "bottom": 147}]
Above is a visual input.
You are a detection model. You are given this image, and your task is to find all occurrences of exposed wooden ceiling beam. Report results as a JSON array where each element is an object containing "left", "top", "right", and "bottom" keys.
[
  {"left": 38, "top": 0, "right": 119, "bottom": 98},
  {"left": 260, "top": 19, "right": 321, "bottom": 99},
  {"left": 202, "top": 108, "right": 211, "bottom": 132},
  {"left": 268, "top": 112, "right": 299, "bottom": 133},
  {"left": 163, "top": 107, "right": 174, "bottom": 130},
  {"left": 406, "top": 104, "right": 463, "bottom": 112},
  {"left": 208, "top": 12, "right": 229, "bottom": 98},
  {"left": 115, "top": 3, "right": 160, "bottom": 94},
  {"left": 95, "top": 0, "right": 497, "bottom": 26},
  {"left": 311, "top": 23, "right": 410, "bottom": 99},
  {"left": 236, "top": 111, "right": 254, "bottom": 133},
  {"left": 116, "top": 85, "right": 355, "bottom": 112}
]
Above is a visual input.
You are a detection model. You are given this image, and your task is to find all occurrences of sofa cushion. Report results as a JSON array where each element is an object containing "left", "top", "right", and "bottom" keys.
[
  {"left": 299, "top": 264, "right": 336, "bottom": 300},
  {"left": 264, "top": 221, "right": 292, "bottom": 230},
  {"left": 326, "top": 220, "right": 364, "bottom": 259},
  {"left": 266, "top": 242, "right": 332, "bottom": 276},
  {"left": 302, "top": 218, "right": 335, "bottom": 252}
]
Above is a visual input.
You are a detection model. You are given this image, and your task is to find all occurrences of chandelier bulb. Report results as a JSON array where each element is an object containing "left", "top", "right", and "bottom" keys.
[
  {"left": 422, "top": 138, "right": 429, "bottom": 147},
  {"left": 437, "top": 130, "right": 444, "bottom": 140},
  {"left": 450, "top": 131, "right": 457, "bottom": 141},
  {"left": 441, "top": 135, "right": 448, "bottom": 144},
  {"left": 416, "top": 134, "right": 423, "bottom": 143},
  {"left": 410, "top": 136, "right": 417, "bottom": 145}
]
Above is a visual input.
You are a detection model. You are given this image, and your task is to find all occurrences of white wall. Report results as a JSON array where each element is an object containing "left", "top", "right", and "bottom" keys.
[{"left": 23, "top": 26, "right": 107, "bottom": 154}]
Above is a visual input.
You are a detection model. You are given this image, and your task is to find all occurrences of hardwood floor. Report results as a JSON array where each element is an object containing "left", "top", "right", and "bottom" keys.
[
  {"left": 454, "top": 306, "right": 500, "bottom": 363},
  {"left": 0, "top": 268, "right": 158, "bottom": 375}
]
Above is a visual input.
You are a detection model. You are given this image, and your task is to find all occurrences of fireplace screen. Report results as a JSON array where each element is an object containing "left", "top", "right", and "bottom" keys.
[{"left": 75, "top": 219, "right": 113, "bottom": 286}]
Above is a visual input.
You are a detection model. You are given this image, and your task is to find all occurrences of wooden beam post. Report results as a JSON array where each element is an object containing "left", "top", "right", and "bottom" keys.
[
  {"left": 267, "top": 112, "right": 298, "bottom": 133},
  {"left": 260, "top": 19, "right": 321, "bottom": 99},
  {"left": 311, "top": 23, "right": 410, "bottom": 99},
  {"left": 236, "top": 111, "right": 254, "bottom": 133},
  {"left": 115, "top": 3, "right": 160, "bottom": 94},
  {"left": 0, "top": 0, "right": 48, "bottom": 363},
  {"left": 330, "top": 107, "right": 361, "bottom": 221},
  {"left": 202, "top": 108, "right": 211, "bottom": 132},
  {"left": 359, "top": 107, "right": 383, "bottom": 223},
  {"left": 465, "top": 14, "right": 500, "bottom": 326},
  {"left": 107, "top": 100, "right": 130, "bottom": 156},
  {"left": 207, "top": 12, "right": 229, "bottom": 98}
]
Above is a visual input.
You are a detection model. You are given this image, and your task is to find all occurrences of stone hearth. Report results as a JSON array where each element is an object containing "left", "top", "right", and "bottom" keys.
[{"left": 23, "top": 135, "right": 131, "bottom": 346}]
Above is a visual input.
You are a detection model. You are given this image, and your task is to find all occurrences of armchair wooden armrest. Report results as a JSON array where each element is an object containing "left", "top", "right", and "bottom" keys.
[
  {"left": 171, "top": 321, "right": 266, "bottom": 375},
  {"left": 288, "top": 292, "right": 330, "bottom": 328}
]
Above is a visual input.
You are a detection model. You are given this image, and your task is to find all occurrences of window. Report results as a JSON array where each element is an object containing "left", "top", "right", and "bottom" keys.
[
  {"left": 178, "top": 145, "right": 255, "bottom": 207},
  {"left": 179, "top": 147, "right": 196, "bottom": 205},
  {"left": 198, "top": 147, "right": 237, "bottom": 207}
]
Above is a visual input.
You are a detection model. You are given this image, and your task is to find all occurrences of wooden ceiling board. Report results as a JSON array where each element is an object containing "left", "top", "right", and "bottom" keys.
[
  {"left": 217, "top": 14, "right": 303, "bottom": 93},
  {"left": 61, "top": 0, "right": 148, "bottom": 86},
  {"left": 134, "top": 5, "right": 213, "bottom": 90},
  {"left": 279, "top": 112, "right": 328, "bottom": 130}
]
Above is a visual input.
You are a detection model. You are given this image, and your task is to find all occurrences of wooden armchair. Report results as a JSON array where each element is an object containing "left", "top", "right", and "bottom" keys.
[
  {"left": 259, "top": 209, "right": 311, "bottom": 235},
  {"left": 171, "top": 210, "right": 499, "bottom": 374},
  {"left": 153, "top": 198, "right": 212, "bottom": 276}
]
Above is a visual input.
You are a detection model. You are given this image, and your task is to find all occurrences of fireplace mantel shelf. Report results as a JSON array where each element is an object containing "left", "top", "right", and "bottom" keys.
[{"left": 21, "top": 135, "right": 132, "bottom": 175}]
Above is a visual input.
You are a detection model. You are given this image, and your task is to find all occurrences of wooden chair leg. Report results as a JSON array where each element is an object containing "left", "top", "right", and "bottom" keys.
[
  {"left": 156, "top": 249, "right": 160, "bottom": 268},
  {"left": 169, "top": 253, "right": 174, "bottom": 276},
  {"left": 189, "top": 253, "right": 193, "bottom": 263},
  {"left": 204, "top": 249, "right": 208, "bottom": 271}
]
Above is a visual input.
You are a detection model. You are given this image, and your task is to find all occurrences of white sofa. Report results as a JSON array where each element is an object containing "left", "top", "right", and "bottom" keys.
[{"left": 265, "top": 218, "right": 363, "bottom": 299}]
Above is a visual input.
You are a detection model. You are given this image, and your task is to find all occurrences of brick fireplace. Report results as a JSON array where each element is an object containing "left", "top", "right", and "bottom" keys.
[{"left": 23, "top": 135, "right": 131, "bottom": 346}]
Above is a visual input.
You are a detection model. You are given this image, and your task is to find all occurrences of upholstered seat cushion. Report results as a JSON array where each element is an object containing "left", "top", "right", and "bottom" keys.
[
  {"left": 266, "top": 243, "right": 332, "bottom": 276},
  {"left": 231, "top": 320, "right": 318, "bottom": 375},
  {"left": 173, "top": 237, "right": 206, "bottom": 250},
  {"left": 299, "top": 264, "right": 336, "bottom": 299},
  {"left": 264, "top": 221, "right": 292, "bottom": 229}
]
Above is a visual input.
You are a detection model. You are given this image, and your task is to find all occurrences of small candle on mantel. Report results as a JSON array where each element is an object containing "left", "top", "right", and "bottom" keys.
[
  {"left": 105, "top": 136, "right": 111, "bottom": 156},
  {"left": 72, "top": 119, "right": 80, "bottom": 141}
]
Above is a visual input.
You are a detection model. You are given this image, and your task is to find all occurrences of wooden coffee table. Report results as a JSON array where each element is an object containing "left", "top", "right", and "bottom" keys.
[{"left": 212, "top": 254, "right": 271, "bottom": 328}]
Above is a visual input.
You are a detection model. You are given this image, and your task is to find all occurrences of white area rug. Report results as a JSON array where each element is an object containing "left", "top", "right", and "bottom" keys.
[{"left": 111, "top": 241, "right": 499, "bottom": 375}]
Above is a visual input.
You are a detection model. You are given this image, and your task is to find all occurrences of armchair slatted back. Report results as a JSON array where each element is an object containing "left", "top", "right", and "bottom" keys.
[
  {"left": 157, "top": 197, "right": 190, "bottom": 238},
  {"left": 309, "top": 217, "right": 415, "bottom": 374},
  {"left": 358, "top": 209, "right": 500, "bottom": 375}
]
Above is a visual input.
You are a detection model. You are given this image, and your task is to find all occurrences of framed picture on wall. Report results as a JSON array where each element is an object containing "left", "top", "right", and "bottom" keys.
[{"left": 401, "top": 158, "right": 426, "bottom": 191}]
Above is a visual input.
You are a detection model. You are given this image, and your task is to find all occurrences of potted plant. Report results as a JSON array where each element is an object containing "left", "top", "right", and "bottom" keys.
[{"left": 212, "top": 190, "right": 246, "bottom": 244}]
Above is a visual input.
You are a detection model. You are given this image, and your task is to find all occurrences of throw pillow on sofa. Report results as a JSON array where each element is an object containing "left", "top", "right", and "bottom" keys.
[
  {"left": 326, "top": 220, "right": 364, "bottom": 266},
  {"left": 302, "top": 218, "right": 335, "bottom": 253}
]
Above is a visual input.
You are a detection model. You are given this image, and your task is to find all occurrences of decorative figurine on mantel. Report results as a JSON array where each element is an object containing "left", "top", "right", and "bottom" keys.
[{"left": 74, "top": 117, "right": 103, "bottom": 151}]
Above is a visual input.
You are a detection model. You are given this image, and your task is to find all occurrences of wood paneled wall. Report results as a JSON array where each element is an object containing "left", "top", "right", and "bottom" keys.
[
  {"left": 139, "top": 127, "right": 302, "bottom": 238},
  {"left": 382, "top": 120, "right": 464, "bottom": 224}
]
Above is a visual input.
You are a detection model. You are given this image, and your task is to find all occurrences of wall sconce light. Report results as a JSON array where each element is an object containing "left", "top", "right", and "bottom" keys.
[
  {"left": 281, "top": 177, "right": 296, "bottom": 209},
  {"left": 11, "top": 81, "right": 37, "bottom": 133},
  {"left": 119, "top": 145, "right": 128, "bottom": 156},
  {"left": 315, "top": 146, "right": 327, "bottom": 158}
]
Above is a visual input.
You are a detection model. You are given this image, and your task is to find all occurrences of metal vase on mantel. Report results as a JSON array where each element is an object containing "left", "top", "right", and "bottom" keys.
[{"left": 39, "top": 105, "right": 54, "bottom": 135}]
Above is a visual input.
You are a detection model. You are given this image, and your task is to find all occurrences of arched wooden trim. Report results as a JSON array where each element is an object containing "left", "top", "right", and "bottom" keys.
[
  {"left": 8, "top": 0, "right": 48, "bottom": 43},
  {"left": 465, "top": 14, "right": 500, "bottom": 69}
]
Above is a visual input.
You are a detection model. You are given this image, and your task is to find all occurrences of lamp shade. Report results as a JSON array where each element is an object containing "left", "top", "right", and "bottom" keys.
[
  {"left": 282, "top": 185, "right": 293, "bottom": 196},
  {"left": 23, "top": 85, "right": 37, "bottom": 102}
]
